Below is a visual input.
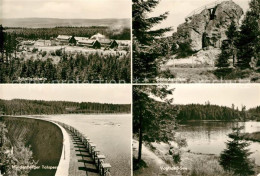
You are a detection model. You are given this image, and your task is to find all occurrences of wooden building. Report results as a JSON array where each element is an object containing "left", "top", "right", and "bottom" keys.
[
  {"left": 99, "top": 39, "right": 118, "bottom": 49},
  {"left": 77, "top": 39, "right": 101, "bottom": 49},
  {"left": 57, "top": 35, "right": 76, "bottom": 45}
]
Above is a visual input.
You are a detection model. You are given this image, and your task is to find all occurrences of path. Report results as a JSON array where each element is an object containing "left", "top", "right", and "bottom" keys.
[
  {"left": 133, "top": 140, "right": 179, "bottom": 176},
  {"left": 67, "top": 129, "right": 99, "bottom": 176}
]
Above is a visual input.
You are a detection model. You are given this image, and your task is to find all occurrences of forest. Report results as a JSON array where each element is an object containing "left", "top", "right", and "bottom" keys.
[
  {"left": 176, "top": 103, "right": 255, "bottom": 122},
  {"left": 3, "top": 26, "right": 131, "bottom": 40},
  {"left": 248, "top": 106, "right": 260, "bottom": 121},
  {"left": 0, "top": 52, "right": 131, "bottom": 83},
  {"left": 0, "top": 99, "right": 131, "bottom": 115},
  {"left": 0, "top": 26, "right": 131, "bottom": 83}
]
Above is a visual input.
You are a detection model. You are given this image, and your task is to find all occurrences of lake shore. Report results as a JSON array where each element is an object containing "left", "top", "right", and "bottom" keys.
[
  {"left": 242, "top": 131, "right": 260, "bottom": 142},
  {"left": 133, "top": 138, "right": 260, "bottom": 176}
]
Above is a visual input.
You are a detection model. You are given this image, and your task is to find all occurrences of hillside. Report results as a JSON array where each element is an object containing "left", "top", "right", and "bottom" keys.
[
  {"left": 2, "top": 18, "right": 130, "bottom": 28},
  {"left": 1, "top": 18, "right": 130, "bottom": 28}
]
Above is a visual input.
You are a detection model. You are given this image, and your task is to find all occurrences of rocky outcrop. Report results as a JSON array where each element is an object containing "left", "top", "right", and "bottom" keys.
[{"left": 174, "top": 0, "right": 243, "bottom": 51}]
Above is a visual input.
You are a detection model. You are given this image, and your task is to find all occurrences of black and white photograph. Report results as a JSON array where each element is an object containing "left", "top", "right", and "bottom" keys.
[
  {"left": 133, "top": 84, "right": 260, "bottom": 176},
  {"left": 0, "top": 84, "right": 131, "bottom": 176},
  {"left": 1, "top": 0, "right": 260, "bottom": 176},
  {"left": 0, "top": 0, "right": 131, "bottom": 83},
  {"left": 133, "top": 0, "right": 260, "bottom": 83}
]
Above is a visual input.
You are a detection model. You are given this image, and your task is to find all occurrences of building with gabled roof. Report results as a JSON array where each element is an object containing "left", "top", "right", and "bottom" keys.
[
  {"left": 99, "top": 39, "right": 118, "bottom": 49},
  {"left": 57, "top": 35, "right": 76, "bottom": 45},
  {"left": 77, "top": 39, "right": 101, "bottom": 49}
]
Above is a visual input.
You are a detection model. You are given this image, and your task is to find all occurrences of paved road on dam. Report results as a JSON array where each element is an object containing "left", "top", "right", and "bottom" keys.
[{"left": 66, "top": 129, "right": 99, "bottom": 176}]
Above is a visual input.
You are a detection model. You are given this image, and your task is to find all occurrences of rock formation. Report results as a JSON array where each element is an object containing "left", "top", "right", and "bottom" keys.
[{"left": 173, "top": 0, "right": 243, "bottom": 51}]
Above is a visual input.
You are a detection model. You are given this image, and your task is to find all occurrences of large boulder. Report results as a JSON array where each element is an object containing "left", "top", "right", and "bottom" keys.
[{"left": 174, "top": 0, "right": 243, "bottom": 51}]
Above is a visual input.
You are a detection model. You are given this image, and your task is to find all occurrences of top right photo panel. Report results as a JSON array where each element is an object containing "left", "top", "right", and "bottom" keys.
[{"left": 132, "top": 0, "right": 260, "bottom": 83}]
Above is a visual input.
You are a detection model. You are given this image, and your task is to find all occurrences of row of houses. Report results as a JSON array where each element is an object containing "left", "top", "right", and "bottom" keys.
[
  {"left": 20, "top": 33, "right": 130, "bottom": 49},
  {"left": 56, "top": 33, "right": 129, "bottom": 49}
]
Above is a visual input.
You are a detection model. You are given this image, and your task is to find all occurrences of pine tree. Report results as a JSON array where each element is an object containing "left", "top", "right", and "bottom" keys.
[
  {"left": 219, "top": 126, "right": 255, "bottom": 176},
  {"left": 226, "top": 20, "right": 239, "bottom": 67},
  {"left": 133, "top": 0, "right": 172, "bottom": 82},
  {"left": 0, "top": 25, "right": 4, "bottom": 62},
  {"left": 236, "top": 0, "right": 260, "bottom": 69},
  {"left": 133, "top": 85, "right": 178, "bottom": 164},
  {"left": 216, "top": 21, "right": 238, "bottom": 68},
  {"left": 216, "top": 41, "right": 231, "bottom": 68}
]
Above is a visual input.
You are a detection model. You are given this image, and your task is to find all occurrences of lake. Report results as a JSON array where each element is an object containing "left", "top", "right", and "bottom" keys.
[
  {"left": 43, "top": 114, "right": 131, "bottom": 176},
  {"left": 176, "top": 121, "right": 260, "bottom": 165}
]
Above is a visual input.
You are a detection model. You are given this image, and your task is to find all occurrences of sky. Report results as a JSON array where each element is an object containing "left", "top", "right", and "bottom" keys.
[
  {"left": 0, "top": 84, "right": 131, "bottom": 104},
  {"left": 150, "top": 0, "right": 250, "bottom": 35},
  {"left": 168, "top": 84, "right": 260, "bottom": 110},
  {"left": 0, "top": 0, "right": 131, "bottom": 19}
]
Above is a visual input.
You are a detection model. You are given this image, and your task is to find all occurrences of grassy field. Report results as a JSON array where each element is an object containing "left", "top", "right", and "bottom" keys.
[
  {"left": 161, "top": 65, "right": 260, "bottom": 83},
  {"left": 15, "top": 45, "right": 129, "bottom": 64}
]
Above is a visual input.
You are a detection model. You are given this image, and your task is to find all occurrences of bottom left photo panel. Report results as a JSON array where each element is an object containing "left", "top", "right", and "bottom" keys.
[{"left": 0, "top": 84, "right": 132, "bottom": 176}]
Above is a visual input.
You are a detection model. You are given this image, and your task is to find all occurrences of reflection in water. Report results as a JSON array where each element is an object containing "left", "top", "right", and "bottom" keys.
[
  {"left": 177, "top": 121, "right": 260, "bottom": 165},
  {"left": 44, "top": 114, "right": 131, "bottom": 176}
]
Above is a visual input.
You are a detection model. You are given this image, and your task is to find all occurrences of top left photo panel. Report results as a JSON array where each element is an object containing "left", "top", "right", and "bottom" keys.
[{"left": 0, "top": 0, "right": 131, "bottom": 84}]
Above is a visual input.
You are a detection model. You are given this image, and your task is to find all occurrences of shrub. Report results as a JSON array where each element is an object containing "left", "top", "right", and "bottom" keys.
[
  {"left": 55, "top": 49, "right": 62, "bottom": 56},
  {"left": 32, "top": 48, "right": 38, "bottom": 53},
  {"left": 42, "top": 51, "right": 47, "bottom": 57},
  {"left": 176, "top": 42, "right": 196, "bottom": 59}
]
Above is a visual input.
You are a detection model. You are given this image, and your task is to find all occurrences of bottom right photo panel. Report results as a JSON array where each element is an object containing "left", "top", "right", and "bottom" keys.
[{"left": 133, "top": 84, "right": 260, "bottom": 176}]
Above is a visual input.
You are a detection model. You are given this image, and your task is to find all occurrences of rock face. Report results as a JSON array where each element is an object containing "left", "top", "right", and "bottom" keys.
[{"left": 174, "top": 0, "right": 243, "bottom": 51}]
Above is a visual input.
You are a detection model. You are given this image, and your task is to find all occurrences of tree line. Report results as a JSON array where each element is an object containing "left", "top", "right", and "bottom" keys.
[
  {"left": 247, "top": 106, "right": 260, "bottom": 121},
  {"left": 176, "top": 103, "right": 249, "bottom": 122},
  {"left": 0, "top": 52, "right": 131, "bottom": 83},
  {"left": 0, "top": 99, "right": 131, "bottom": 115},
  {"left": 3, "top": 26, "right": 131, "bottom": 40}
]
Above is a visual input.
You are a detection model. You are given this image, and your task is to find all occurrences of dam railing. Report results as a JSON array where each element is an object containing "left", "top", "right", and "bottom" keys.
[{"left": 55, "top": 121, "right": 112, "bottom": 176}]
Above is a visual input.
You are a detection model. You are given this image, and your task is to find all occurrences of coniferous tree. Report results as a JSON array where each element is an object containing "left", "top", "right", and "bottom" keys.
[
  {"left": 0, "top": 25, "right": 4, "bottom": 62},
  {"left": 227, "top": 20, "right": 239, "bottom": 67},
  {"left": 133, "top": 0, "right": 172, "bottom": 82},
  {"left": 219, "top": 126, "right": 255, "bottom": 176},
  {"left": 236, "top": 0, "right": 260, "bottom": 69},
  {"left": 133, "top": 85, "right": 178, "bottom": 164},
  {"left": 216, "top": 41, "right": 231, "bottom": 68},
  {"left": 217, "top": 21, "right": 238, "bottom": 68}
]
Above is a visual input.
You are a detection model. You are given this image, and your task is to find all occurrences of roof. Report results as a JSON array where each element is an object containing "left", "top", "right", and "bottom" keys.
[
  {"left": 75, "top": 37, "right": 89, "bottom": 41},
  {"left": 77, "top": 39, "right": 97, "bottom": 44},
  {"left": 57, "top": 35, "right": 72, "bottom": 40}
]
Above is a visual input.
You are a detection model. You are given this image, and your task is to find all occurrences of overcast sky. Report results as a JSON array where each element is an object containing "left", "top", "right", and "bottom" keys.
[
  {"left": 0, "top": 0, "right": 131, "bottom": 19},
  {"left": 168, "top": 84, "right": 259, "bottom": 110},
  {"left": 150, "top": 0, "right": 250, "bottom": 35},
  {"left": 0, "top": 84, "right": 131, "bottom": 104}
]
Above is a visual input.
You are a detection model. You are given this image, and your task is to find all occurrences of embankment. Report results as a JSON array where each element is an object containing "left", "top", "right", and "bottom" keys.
[{"left": 0, "top": 116, "right": 63, "bottom": 176}]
